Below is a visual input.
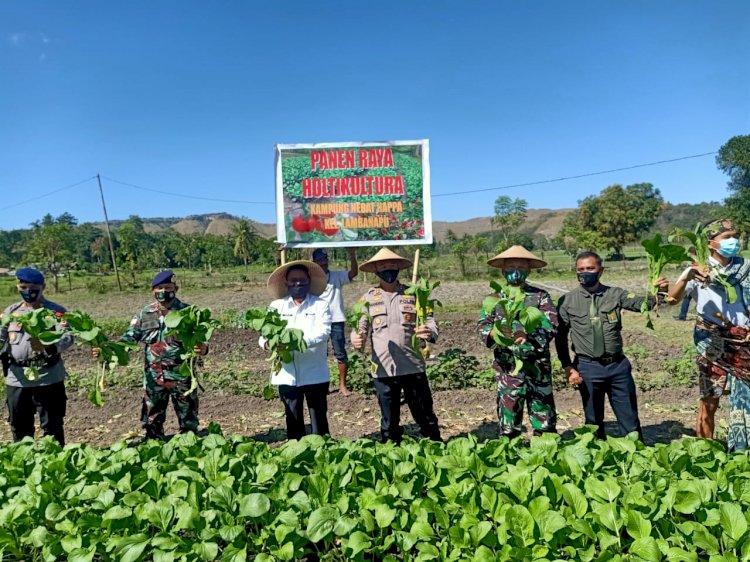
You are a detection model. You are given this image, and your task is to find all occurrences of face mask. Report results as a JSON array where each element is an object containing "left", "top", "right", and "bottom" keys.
[
  {"left": 376, "top": 269, "right": 399, "bottom": 284},
  {"left": 155, "top": 290, "right": 176, "bottom": 303},
  {"left": 503, "top": 269, "right": 528, "bottom": 285},
  {"left": 717, "top": 237, "right": 741, "bottom": 258},
  {"left": 19, "top": 288, "right": 40, "bottom": 303},
  {"left": 577, "top": 271, "right": 600, "bottom": 288},
  {"left": 288, "top": 284, "right": 309, "bottom": 300}
]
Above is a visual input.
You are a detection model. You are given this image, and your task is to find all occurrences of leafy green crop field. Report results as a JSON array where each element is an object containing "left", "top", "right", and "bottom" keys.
[{"left": 2, "top": 429, "right": 749, "bottom": 561}]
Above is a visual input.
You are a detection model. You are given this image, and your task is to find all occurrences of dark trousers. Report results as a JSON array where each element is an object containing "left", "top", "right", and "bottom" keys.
[
  {"left": 372, "top": 373, "right": 442, "bottom": 443},
  {"left": 577, "top": 356, "right": 642, "bottom": 440},
  {"left": 6, "top": 382, "right": 67, "bottom": 446},
  {"left": 278, "top": 382, "right": 330, "bottom": 440}
]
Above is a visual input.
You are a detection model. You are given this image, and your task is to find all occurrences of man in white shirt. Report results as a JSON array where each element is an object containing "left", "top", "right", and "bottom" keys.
[
  {"left": 668, "top": 219, "right": 750, "bottom": 439},
  {"left": 261, "top": 260, "right": 332, "bottom": 440},
  {"left": 312, "top": 247, "right": 358, "bottom": 395}
]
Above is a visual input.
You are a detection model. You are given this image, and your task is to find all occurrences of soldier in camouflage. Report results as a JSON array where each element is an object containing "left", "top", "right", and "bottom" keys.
[
  {"left": 118, "top": 270, "right": 208, "bottom": 439},
  {"left": 478, "top": 246, "right": 558, "bottom": 438}
]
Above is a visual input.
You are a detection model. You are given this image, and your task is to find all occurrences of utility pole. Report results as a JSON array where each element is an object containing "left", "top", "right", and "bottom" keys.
[{"left": 97, "top": 174, "right": 122, "bottom": 291}]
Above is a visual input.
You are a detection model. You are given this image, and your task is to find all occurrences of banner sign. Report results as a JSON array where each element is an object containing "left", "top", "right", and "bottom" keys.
[{"left": 274, "top": 140, "right": 432, "bottom": 248}]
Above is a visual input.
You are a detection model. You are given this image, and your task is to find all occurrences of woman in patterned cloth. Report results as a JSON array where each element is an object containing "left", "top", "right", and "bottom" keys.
[{"left": 668, "top": 218, "right": 750, "bottom": 451}]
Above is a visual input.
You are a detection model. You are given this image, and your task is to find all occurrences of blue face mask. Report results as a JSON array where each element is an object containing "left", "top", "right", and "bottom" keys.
[
  {"left": 503, "top": 269, "right": 528, "bottom": 285},
  {"left": 717, "top": 237, "right": 741, "bottom": 258}
]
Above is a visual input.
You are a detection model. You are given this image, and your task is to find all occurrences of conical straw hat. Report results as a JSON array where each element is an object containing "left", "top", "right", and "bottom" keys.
[
  {"left": 487, "top": 245, "right": 547, "bottom": 269},
  {"left": 267, "top": 260, "right": 327, "bottom": 299},
  {"left": 359, "top": 248, "right": 413, "bottom": 273}
]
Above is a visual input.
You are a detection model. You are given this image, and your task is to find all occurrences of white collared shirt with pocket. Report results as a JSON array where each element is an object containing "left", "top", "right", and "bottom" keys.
[{"left": 259, "top": 295, "right": 332, "bottom": 387}]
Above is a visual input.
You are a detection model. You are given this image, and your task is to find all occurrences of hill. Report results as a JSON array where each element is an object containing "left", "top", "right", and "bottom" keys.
[{"left": 94, "top": 201, "right": 722, "bottom": 243}]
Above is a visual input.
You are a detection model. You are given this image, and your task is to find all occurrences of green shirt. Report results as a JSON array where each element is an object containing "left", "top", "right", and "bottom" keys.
[{"left": 555, "top": 284, "right": 652, "bottom": 367}]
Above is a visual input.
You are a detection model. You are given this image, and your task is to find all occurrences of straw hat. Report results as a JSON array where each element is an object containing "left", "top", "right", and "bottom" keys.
[
  {"left": 359, "top": 248, "right": 413, "bottom": 273},
  {"left": 267, "top": 260, "right": 327, "bottom": 299},
  {"left": 487, "top": 245, "right": 547, "bottom": 269}
]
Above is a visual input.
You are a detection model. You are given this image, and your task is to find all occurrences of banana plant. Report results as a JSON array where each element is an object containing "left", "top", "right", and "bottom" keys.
[
  {"left": 405, "top": 277, "right": 442, "bottom": 358},
  {"left": 244, "top": 307, "right": 307, "bottom": 400},
  {"left": 164, "top": 306, "right": 220, "bottom": 396},
  {"left": 64, "top": 311, "right": 137, "bottom": 406}
]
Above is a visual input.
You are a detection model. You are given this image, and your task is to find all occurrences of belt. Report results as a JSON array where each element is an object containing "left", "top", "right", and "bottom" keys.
[
  {"left": 577, "top": 352, "right": 624, "bottom": 366},
  {"left": 9, "top": 355, "right": 61, "bottom": 369}
]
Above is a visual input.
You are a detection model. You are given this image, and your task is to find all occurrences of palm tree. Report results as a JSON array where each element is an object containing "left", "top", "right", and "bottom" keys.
[{"left": 232, "top": 219, "right": 256, "bottom": 269}]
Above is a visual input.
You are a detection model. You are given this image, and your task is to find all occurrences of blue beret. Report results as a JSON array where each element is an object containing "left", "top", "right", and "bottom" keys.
[
  {"left": 16, "top": 267, "right": 45, "bottom": 285},
  {"left": 151, "top": 270, "right": 175, "bottom": 288}
]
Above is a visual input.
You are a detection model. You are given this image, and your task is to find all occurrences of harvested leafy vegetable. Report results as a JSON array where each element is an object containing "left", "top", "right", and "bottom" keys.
[
  {"left": 405, "top": 277, "right": 442, "bottom": 358},
  {"left": 244, "top": 307, "right": 307, "bottom": 400},
  {"left": 64, "top": 311, "right": 137, "bottom": 406},
  {"left": 12, "top": 309, "right": 67, "bottom": 381},
  {"left": 670, "top": 223, "right": 738, "bottom": 303},
  {"left": 482, "top": 280, "right": 547, "bottom": 375},
  {"left": 164, "top": 306, "right": 220, "bottom": 396},
  {"left": 640, "top": 234, "right": 690, "bottom": 329}
]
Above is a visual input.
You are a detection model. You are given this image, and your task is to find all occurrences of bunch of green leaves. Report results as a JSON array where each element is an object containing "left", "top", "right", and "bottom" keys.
[
  {"left": 2, "top": 428, "right": 749, "bottom": 562},
  {"left": 482, "top": 280, "right": 546, "bottom": 375},
  {"left": 670, "top": 223, "right": 738, "bottom": 303},
  {"left": 640, "top": 234, "right": 691, "bottom": 329},
  {"left": 244, "top": 307, "right": 307, "bottom": 400},
  {"left": 12, "top": 309, "right": 67, "bottom": 381},
  {"left": 164, "top": 306, "right": 220, "bottom": 396},
  {"left": 63, "top": 311, "right": 138, "bottom": 407},
  {"left": 405, "top": 277, "right": 442, "bottom": 357},
  {"left": 345, "top": 301, "right": 370, "bottom": 334}
]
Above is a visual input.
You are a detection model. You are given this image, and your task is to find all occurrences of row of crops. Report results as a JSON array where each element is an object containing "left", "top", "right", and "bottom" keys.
[{"left": 1, "top": 427, "right": 749, "bottom": 561}]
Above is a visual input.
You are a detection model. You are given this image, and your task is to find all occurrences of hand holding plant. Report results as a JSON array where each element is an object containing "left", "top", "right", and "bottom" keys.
[
  {"left": 482, "top": 280, "right": 547, "bottom": 375},
  {"left": 345, "top": 301, "right": 369, "bottom": 351},
  {"left": 640, "top": 234, "right": 689, "bottom": 329},
  {"left": 64, "top": 311, "right": 137, "bottom": 406},
  {"left": 15, "top": 309, "right": 67, "bottom": 381},
  {"left": 245, "top": 307, "right": 306, "bottom": 400},
  {"left": 164, "top": 306, "right": 220, "bottom": 396},
  {"left": 404, "top": 277, "right": 441, "bottom": 358}
]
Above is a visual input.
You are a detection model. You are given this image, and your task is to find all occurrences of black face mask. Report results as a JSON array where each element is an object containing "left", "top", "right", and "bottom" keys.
[
  {"left": 155, "top": 290, "right": 176, "bottom": 303},
  {"left": 289, "top": 285, "right": 309, "bottom": 300},
  {"left": 19, "top": 288, "right": 41, "bottom": 303},
  {"left": 577, "top": 271, "right": 600, "bottom": 288},
  {"left": 376, "top": 269, "right": 399, "bottom": 284}
]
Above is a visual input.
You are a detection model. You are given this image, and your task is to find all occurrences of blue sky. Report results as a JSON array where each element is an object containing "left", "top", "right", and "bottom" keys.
[{"left": 1, "top": 1, "right": 748, "bottom": 231}]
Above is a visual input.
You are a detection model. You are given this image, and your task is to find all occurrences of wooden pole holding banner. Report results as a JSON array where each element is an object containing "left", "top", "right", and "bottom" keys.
[
  {"left": 411, "top": 248, "right": 421, "bottom": 283},
  {"left": 280, "top": 247, "right": 287, "bottom": 265}
]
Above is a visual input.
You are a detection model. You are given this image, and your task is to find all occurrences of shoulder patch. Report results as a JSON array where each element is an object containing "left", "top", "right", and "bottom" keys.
[{"left": 627, "top": 293, "right": 636, "bottom": 299}]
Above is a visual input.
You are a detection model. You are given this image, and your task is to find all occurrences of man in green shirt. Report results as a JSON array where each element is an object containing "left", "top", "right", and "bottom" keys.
[{"left": 556, "top": 252, "right": 668, "bottom": 439}]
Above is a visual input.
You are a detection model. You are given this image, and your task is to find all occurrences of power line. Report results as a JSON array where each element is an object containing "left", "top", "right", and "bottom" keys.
[
  {"left": 0, "top": 176, "right": 97, "bottom": 211},
  {"left": 432, "top": 151, "right": 718, "bottom": 197},
  {"left": 101, "top": 175, "right": 275, "bottom": 205}
]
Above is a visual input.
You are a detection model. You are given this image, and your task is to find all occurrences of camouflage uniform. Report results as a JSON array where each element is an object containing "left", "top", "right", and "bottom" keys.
[
  {"left": 120, "top": 298, "right": 199, "bottom": 438},
  {"left": 478, "top": 284, "right": 558, "bottom": 437}
]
